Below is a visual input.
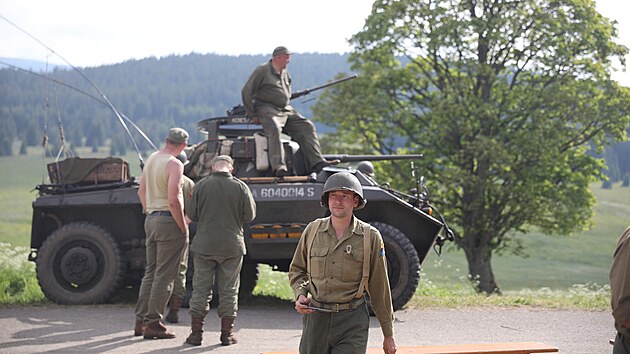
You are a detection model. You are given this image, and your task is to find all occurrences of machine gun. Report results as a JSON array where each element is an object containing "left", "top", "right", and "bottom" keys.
[
  {"left": 323, "top": 153, "right": 422, "bottom": 163},
  {"left": 290, "top": 74, "right": 357, "bottom": 100}
]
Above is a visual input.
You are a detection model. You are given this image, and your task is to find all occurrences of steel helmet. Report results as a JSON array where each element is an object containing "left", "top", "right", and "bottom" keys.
[
  {"left": 356, "top": 161, "right": 374, "bottom": 177},
  {"left": 321, "top": 172, "right": 366, "bottom": 210},
  {"left": 176, "top": 152, "right": 189, "bottom": 166}
]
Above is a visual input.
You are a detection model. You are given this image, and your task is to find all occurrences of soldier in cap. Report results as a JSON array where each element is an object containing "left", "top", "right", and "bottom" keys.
[
  {"left": 288, "top": 172, "right": 397, "bottom": 354},
  {"left": 134, "top": 127, "right": 190, "bottom": 339},
  {"left": 185, "top": 155, "right": 257, "bottom": 347},
  {"left": 241, "top": 46, "right": 340, "bottom": 177}
]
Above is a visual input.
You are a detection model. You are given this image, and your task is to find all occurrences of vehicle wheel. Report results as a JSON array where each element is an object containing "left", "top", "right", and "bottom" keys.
[
  {"left": 36, "top": 222, "right": 124, "bottom": 305},
  {"left": 371, "top": 222, "right": 420, "bottom": 311}
]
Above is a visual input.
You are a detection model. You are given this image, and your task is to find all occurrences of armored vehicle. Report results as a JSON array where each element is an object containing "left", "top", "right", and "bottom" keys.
[{"left": 29, "top": 79, "right": 451, "bottom": 311}]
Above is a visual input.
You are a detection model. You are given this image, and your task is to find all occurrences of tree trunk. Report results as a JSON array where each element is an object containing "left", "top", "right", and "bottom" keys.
[{"left": 462, "top": 242, "right": 501, "bottom": 295}]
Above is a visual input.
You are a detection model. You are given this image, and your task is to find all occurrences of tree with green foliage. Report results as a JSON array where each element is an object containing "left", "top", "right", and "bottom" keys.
[{"left": 313, "top": 0, "right": 630, "bottom": 294}]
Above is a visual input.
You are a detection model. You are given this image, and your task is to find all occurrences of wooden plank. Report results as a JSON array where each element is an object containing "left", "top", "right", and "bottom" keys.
[{"left": 261, "top": 341, "right": 558, "bottom": 354}]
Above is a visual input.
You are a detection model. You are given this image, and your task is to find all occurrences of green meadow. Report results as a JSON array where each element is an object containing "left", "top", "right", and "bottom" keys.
[{"left": 0, "top": 148, "right": 623, "bottom": 308}]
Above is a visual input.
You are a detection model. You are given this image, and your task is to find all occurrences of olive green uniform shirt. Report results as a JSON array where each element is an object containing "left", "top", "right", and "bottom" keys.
[
  {"left": 188, "top": 171, "right": 256, "bottom": 256},
  {"left": 610, "top": 226, "right": 630, "bottom": 341},
  {"left": 288, "top": 216, "right": 395, "bottom": 337},
  {"left": 241, "top": 61, "right": 292, "bottom": 117}
]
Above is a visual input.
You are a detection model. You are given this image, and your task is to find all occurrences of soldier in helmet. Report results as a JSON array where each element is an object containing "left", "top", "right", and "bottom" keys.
[
  {"left": 288, "top": 172, "right": 397, "bottom": 354},
  {"left": 241, "top": 46, "right": 340, "bottom": 177}
]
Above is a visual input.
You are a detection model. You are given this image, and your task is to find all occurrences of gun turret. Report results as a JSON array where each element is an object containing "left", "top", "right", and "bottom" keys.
[
  {"left": 323, "top": 154, "right": 423, "bottom": 163},
  {"left": 290, "top": 74, "right": 357, "bottom": 100}
]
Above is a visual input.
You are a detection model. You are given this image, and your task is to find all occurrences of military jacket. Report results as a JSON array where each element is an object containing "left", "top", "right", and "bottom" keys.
[
  {"left": 610, "top": 226, "right": 630, "bottom": 340},
  {"left": 188, "top": 171, "right": 256, "bottom": 256},
  {"left": 288, "top": 216, "right": 394, "bottom": 337},
  {"left": 241, "top": 61, "right": 292, "bottom": 117}
]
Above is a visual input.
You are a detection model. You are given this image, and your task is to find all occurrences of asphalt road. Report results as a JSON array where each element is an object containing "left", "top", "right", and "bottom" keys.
[{"left": 0, "top": 302, "right": 615, "bottom": 353}]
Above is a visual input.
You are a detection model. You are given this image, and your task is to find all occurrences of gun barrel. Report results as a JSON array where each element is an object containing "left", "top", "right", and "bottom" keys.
[
  {"left": 291, "top": 74, "right": 357, "bottom": 100},
  {"left": 323, "top": 154, "right": 423, "bottom": 163}
]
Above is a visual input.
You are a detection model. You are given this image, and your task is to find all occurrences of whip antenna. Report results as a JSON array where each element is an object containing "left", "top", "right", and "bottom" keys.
[{"left": 0, "top": 14, "right": 152, "bottom": 166}]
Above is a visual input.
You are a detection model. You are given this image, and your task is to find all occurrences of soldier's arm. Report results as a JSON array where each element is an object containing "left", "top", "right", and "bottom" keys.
[
  {"left": 242, "top": 184, "right": 257, "bottom": 224},
  {"left": 138, "top": 171, "right": 147, "bottom": 212},
  {"left": 166, "top": 159, "right": 187, "bottom": 235},
  {"left": 367, "top": 229, "right": 394, "bottom": 338},
  {"left": 187, "top": 181, "right": 200, "bottom": 222},
  {"left": 241, "top": 66, "right": 264, "bottom": 118},
  {"left": 288, "top": 224, "right": 311, "bottom": 300},
  {"left": 611, "top": 227, "right": 630, "bottom": 329}
]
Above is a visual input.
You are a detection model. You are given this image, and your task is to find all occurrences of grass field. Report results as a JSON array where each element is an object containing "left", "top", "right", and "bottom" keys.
[{"left": 0, "top": 148, "right": 624, "bottom": 307}]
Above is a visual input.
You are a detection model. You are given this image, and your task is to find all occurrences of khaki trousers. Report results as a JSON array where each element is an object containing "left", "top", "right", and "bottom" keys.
[
  {"left": 171, "top": 240, "right": 189, "bottom": 298},
  {"left": 134, "top": 215, "right": 187, "bottom": 323},
  {"left": 188, "top": 253, "right": 243, "bottom": 319}
]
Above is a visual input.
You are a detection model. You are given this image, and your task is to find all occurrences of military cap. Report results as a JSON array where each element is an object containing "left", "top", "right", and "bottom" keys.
[
  {"left": 212, "top": 155, "right": 233, "bottom": 165},
  {"left": 272, "top": 46, "right": 291, "bottom": 57},
  {"left": 167, "top": 127, "right": 189, "bottom": 144}
]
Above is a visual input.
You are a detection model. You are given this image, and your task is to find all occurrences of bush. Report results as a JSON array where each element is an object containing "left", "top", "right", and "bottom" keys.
[
  {"left": 0, "top": 243, "right": 46, "bottom": 305},
  {"left": 623, "top": 173, "right": 629, "bottom": 187},
  {"left": 602, "top": 180, "right": 613, "bottom": 189}
]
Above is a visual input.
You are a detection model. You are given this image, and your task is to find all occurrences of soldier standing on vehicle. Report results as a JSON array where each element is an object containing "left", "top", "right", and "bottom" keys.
[
  {"left": 165, "top": 152, "right": 195, "bottom": 324},
  {"left": 288, "top": 172, "right": 397, "bottom": 354},
  {"left": 185, "top": 155, "right": 257, "bottom": 347},
  {"left": 610, "top": 225, "right": 630, "bottom": 353},
  {"left": 134, "top": 127, "right": 190, "bottom": 339},
  {"left": 241, "top": 46, "right": 339, "bottom": 177}
]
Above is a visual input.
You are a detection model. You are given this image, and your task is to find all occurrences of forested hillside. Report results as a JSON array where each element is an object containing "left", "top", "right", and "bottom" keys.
[
  {"left": 1, "top": 52, "right": 628, "bottom": 182},
  {"left": 0, "top": 52, "right": 351, "bottom": 155}
]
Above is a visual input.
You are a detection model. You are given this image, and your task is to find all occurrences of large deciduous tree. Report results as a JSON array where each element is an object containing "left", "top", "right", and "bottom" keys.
[{"left": 313, "top": 0, "right": 630, "bottom": 293}]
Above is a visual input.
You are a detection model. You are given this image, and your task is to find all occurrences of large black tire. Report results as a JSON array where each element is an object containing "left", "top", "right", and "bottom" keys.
[
  {"left": 371, "top": 222, "right": 420, "bottom": 311},
  {"left": 36, "top": 222, "right": 125, "bottom": 305}
]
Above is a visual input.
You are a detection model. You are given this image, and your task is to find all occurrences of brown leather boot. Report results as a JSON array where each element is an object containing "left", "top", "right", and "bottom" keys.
[
  {"left": 143, "top": 321, "right": 175, "bottom": 340},
  {"left": 165, "top": 296, "right": 182, "bottom": 324},
  {"left": 134, "top": 319, "right": 144, "bottom": 336},
  {"left": 185, "top": 316, "right": 204, "bottom": 346},
  {"left": 220, "top": 316, "right": 237, "bottom": 346}
]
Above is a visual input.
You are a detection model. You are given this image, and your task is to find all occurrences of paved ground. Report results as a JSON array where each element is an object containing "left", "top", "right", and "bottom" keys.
[{"left": 0, "top": 302, "right": 615, "bottom": 353}]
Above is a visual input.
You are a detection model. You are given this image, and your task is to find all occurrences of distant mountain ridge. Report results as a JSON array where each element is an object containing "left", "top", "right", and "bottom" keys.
[
  {"left": 0, "top": 57, "right": 69, "bottom": 72},
  {"left": 0, "top": 52, "right": 352, "bottom": 156}
]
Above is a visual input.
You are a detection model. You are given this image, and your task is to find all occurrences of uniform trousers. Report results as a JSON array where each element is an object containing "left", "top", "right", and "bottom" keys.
[
  {"left": 189, "top": 253, "right": 243, "bottom": 318},
  {"left": 257, "top": 104, "right": 325, "bottom": 172},
  {"left": 299, "top": 301, "right": 369, "bottom": 354},
  {"left": 614, "top": 332, "right": 630, "bottom": 354},
  {"left": 171, "top": 242, "right": 189, "bottom": 299},
  {"left": 135, "top": 214, "right": 187, "bottom": 323}
]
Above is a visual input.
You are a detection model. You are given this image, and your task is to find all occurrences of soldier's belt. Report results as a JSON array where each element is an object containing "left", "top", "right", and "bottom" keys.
[{"left": 309, "top": 297, "right": 365, "bottom": 312}]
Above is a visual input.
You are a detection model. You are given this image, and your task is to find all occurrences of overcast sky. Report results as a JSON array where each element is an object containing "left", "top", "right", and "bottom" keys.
[{"left": 0, "top": 0, "right": 629, "bottom": 85}]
